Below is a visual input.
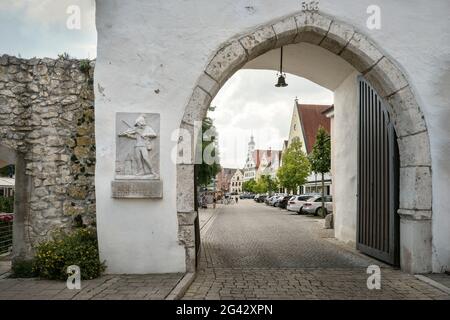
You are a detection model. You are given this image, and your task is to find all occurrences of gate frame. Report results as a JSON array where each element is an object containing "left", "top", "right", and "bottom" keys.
[{"left": 175, "top": 11, "right": 433, "bottom": 274}]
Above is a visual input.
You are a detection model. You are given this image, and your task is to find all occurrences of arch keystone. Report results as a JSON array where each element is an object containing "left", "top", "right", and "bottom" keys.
[
  {"left": 294, "top": 12, "right": 332, "bottom": 45},
  {"left": 272, "top": 16, "right": 298, "bottom": 47}
]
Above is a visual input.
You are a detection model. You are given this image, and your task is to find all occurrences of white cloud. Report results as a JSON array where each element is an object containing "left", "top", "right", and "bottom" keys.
[
  {"left": 210, "top": 69, "right": 333, "bottom": 169},
  {"left": 0, "top": 0, "right": 96, "bottom": 58}
]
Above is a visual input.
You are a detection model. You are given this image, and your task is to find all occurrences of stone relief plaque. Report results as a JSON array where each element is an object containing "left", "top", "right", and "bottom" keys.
[{"left": 112, "top": 113, "right": 162, "bottom": 198}]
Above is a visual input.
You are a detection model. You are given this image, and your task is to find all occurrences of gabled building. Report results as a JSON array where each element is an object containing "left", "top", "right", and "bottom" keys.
[
  {"left": 255, "top": 149, "right": 282, "bottom": 181},
  {"left": 230, "top": 169, "right": 244, "bottom": 194},
  {"left": 243, "top": 135, "right": 281, "bottom": 182},
  {"left": 286, "top": 99, "right": 332, "bottom": 195},
  {"left": 216, "top": 168, "right": 236, "bottom": 193}
]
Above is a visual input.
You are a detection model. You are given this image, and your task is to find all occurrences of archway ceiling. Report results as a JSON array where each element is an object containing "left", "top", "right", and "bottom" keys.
[{"left": 243, "top": 42, "right": 356, "bottom": 91}]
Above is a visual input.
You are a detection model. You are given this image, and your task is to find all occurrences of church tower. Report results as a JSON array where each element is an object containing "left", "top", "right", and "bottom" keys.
[{"left": 247, "top": 134, "right": 255, "bottom": 161}]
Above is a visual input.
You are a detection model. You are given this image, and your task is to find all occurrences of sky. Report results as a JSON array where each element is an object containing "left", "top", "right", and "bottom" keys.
[
  {"left": 210, "top": 70, "right": 333, "bottom": 168},
  {"left": 0, "top": 1, "right": 333, "bottom": 169},
  {"left": 0, "top": 0, "right": 96, "bottom": 59}
]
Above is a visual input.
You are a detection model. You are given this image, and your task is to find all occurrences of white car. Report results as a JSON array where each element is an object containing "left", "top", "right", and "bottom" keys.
[
  {"left": 286, "top": 195, "right": 314, "bottom": 213},
  {"left": 301, "top": 195, "right": 333, "bottom": 216}
]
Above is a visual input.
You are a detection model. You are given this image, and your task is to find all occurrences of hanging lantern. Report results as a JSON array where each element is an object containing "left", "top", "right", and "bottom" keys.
[{"left": 275, "top": 46, "right": 288, "bottom": 87}]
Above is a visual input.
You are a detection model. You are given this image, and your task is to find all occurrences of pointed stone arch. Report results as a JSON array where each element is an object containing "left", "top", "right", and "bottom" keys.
[{"left": 176, "top": 12, "right": 432, "bottom": 273}]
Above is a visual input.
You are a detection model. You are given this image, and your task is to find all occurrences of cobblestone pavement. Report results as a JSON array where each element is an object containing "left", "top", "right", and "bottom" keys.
[
  {"left": 183, "top": 201, "right": 450, "bottom": 300},
  {"left": 0, "top": 273, "right": 183, "bottom": 300},
  {"left": 0, "top": 259, "right": 11, "bottom": 277}
]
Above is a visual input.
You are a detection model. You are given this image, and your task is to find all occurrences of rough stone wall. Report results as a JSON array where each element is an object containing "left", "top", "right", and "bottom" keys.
[{"left": 0, "top": 54, "right": 95, "bottom": 256}]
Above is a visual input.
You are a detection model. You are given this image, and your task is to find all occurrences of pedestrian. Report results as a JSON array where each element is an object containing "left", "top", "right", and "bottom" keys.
[
  {"left": 213, "top": 196, "right": 216, "bottom": 209},
  {"left": 235, "top": 196, "right": 239, "bottom": 204}
]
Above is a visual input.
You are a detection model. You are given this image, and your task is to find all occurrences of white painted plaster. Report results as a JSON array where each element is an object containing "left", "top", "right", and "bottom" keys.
[{"left": 333, "top": 71, "right": 359, "bottom": 244}]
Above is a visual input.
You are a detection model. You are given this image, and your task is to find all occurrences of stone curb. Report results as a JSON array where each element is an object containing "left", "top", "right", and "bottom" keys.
[
  {"left": 415, "top": 275, "right": 450, "bottom": 295},
  {"left": 165, "top": 272, "right": 197, "bottom": 300}
]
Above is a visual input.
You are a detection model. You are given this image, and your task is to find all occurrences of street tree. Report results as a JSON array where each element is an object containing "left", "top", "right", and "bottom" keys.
[
  {"left": 277, "top": 137, "right": 310, "bottom": 194},
  {"left": 242, "top": 178, "right": 256, "bottom": 193},
  {"left": 308, "top": 126, "right": 331, "bottom": 217},
  {"left": 253, "top": 177, "right": 267, "bottom": 194},
  {"left": 261, "top": 175, "right": 279, "bottom": 195},
  {"left": 196, "top": 107, "right": 220, "bottom": 188}
]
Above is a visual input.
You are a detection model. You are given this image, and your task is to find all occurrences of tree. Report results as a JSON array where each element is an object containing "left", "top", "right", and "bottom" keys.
[
  {"left": 242, "top": 178, "right": 256, "bottom": 193},
  {"left": 277, "top": 138, "right": 310, "bottom": 194},
  {"left": 253, "top": 176, "right": 268, "bottom": 194},
  {"left": 195, "top": 108, "right": 220, "bottom": 188},
  {"left": 308, "top": 126, "right": 331, "bottom": 217},
  {"left": 261, "top": 175, "right": 279, "bottom": 195}
]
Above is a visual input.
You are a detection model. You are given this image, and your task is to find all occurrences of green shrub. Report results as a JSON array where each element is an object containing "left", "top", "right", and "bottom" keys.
[
  {"left": 33, "top": 228, "right": 105, "bottom": 280},
  {"left": 0, "top": 196, "right": 14, "bottom": 213},
  {"left": 79, "top": 59, "right": 91, "bottom": 74},
  {"left": 11, "top": 259, "right": 38, "bottom": 278}
]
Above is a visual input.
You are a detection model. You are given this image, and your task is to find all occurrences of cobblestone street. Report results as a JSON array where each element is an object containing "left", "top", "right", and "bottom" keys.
[
  {"left": 0, "top": 273, "right": 183, "bottom": 300},
  {"left": 183, "top": 201, "right": 450, "bottom": 300}
]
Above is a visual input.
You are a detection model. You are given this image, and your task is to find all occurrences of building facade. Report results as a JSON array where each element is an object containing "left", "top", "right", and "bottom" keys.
[
  {"left": 230, "top": 169, "right": 244, "bottom": 194},
  {"left": 286, "top": 100, "right": 332, "bottom": 195},
  {"left": 215, "top": 167, "right": 236, "bottom": 194}
]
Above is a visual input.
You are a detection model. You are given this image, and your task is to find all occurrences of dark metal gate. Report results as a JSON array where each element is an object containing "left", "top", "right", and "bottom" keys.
[{"left": 357, "top": 76, "right": 400, "bottom": 266}]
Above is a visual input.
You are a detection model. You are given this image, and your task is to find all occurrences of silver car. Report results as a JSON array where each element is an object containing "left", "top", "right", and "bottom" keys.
[
  {"left": 301, "top": 195, "right": 333, "bottom": 216},
  {"left": 286, "top": 195, "right": 314, "bottom": 213}
]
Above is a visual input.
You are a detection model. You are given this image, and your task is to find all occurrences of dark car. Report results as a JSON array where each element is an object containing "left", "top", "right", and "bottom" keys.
[
  {"left": 256, "top": 194, "right": 267, "bottom": 203},
  {"left": 277, "top": 195, "right": 292, "bottom": 209}
]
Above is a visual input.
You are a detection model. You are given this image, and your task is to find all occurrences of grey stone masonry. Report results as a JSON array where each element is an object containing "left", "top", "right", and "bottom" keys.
[{"left": 0, "top": 55, "right": 95, "bottom": 258}]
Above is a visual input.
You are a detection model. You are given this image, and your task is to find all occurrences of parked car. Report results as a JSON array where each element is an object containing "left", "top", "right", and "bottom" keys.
[
  {"left": 301, "top": 195, "right": 333, "bottom": 217},
  {"left": 256, "top": 194, "right": 267, "bottom": 203},
  {"left": 265, "top": 195, "right": 275, "bottom": 205},
  {"left": 240, "top": 193, "right": 253, "bottom": 199},
  {"left": 277, "top": 195, "right": 292, "bottom": 209},
  {"left": 270, "top": 195, "right": 284, "bottom": 206},
  {"left": 286, "top": 195, "right": 315, "bottom": 213}
]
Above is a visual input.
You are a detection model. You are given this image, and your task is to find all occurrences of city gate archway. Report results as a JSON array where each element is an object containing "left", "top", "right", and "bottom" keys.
[{"left": 175, "top": 12, "right": 432, "bottom": 274}]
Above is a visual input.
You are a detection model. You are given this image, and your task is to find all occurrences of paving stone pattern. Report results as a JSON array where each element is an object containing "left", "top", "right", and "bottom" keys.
[
  {"left": 183, "top": 201, "right": 450, "bottom": 300},
  {"left": 0, "top": 273, "right": 183, "bottom": 300}
]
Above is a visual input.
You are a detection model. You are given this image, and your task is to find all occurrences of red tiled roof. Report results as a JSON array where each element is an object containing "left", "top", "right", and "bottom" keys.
[
  {"left": 251, "top": 149, "right": 281, "bottom": 170},
  {"left": 297, "top": 103, "right": 331, "bottom": 154}
]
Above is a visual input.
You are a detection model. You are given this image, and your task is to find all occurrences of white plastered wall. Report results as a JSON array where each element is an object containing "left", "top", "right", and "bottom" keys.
[{"left": 333, "top": 71, "right": 360, "bottom": 244}]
